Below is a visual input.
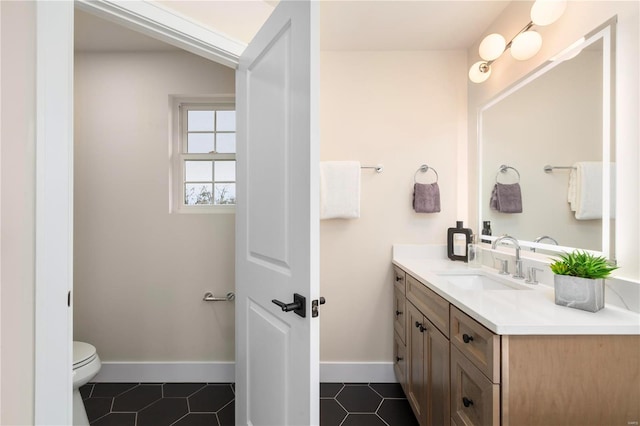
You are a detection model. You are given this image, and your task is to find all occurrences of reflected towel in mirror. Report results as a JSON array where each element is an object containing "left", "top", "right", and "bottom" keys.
[
  {"left": 490, "top": 183, "right": 523, "bottom": 213},
  {"left": 413, "top": 183, "right": 441, "bottom": 213}
]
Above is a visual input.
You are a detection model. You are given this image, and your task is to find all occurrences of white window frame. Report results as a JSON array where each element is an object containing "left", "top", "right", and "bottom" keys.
[{"left": 170, "top": 95, "right": 236, "bottom": 213}]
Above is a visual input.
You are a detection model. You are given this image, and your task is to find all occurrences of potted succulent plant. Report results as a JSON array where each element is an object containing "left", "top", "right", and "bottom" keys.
[{"left": 549, "top": 250, "right": 618, "bottom": 312}]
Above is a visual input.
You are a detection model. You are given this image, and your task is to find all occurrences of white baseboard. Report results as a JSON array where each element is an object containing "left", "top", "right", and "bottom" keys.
[
  {"left": 93, "top": 362, "right": 235, "bottom": 383},
  {"left": 319, "top": 362, "right": 396, "bottom": 383},
  {"left": 93, "top": 361, "right": 396, "bottom": 383}
]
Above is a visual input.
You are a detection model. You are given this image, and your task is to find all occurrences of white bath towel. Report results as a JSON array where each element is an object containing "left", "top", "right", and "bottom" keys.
[
  {"left": 320, "top": 161, "right": 361, "bottom": 219},
  {"left": 574, "top": 162, "right": 602, "bottom": 220}
]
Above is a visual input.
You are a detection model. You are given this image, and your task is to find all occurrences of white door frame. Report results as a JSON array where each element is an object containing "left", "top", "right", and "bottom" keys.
[{"left": 34, "top": 1, "right": 245, "bottom": 421}]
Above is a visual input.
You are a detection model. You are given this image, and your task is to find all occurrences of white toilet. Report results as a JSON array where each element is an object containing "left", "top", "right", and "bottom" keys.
[{"left": 73, "top": 341, "right": 101, "bottom": 426}]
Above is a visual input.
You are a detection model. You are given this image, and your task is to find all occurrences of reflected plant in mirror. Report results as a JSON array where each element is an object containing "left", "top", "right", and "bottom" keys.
[{"left": 478, "top": 20, "right": 616, "bottom": 260}]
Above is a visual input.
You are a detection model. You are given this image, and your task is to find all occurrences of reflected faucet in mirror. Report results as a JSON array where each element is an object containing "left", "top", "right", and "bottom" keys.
[{"left": 531, "top": 235, "right": 559, "bottom": 252}]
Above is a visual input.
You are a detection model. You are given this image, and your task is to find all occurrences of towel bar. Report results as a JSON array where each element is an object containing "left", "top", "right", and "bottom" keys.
[
  {"left": 361, "top": 165, "right": 383, "bottom": 173},
  {"left": 203, "top": 291, "right": 235, "bottom": 302},
  {"left": 543, "top": 165, "right": 576, "bottom": 173}
]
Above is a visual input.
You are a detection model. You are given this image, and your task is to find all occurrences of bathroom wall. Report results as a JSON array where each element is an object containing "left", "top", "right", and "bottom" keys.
[
  {"left": 0, "top": 2, "right": 36, "bottom": 424},
  {"left": 467, "top": 1, "right": 640, "bottom": 280},
  {"left": 74, "top": 51, "right": 236, "bottom": 362},
  {"left": 319, "top": 51, "right": 467, "bottom": 362}
]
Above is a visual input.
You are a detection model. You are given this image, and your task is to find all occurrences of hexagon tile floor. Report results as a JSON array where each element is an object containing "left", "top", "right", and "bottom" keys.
[{"left": 80, "top": 382, "right": 418, "bottom": 426}]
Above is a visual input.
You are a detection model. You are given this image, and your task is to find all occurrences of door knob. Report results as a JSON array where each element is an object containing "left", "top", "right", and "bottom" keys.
[{"left": 272, "top": 293, "right": 306, "bottom": 318}]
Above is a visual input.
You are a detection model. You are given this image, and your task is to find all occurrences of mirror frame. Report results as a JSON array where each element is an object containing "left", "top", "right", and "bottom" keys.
[{"left": 477, "top": 18, "right": 616, "bottom": 260}]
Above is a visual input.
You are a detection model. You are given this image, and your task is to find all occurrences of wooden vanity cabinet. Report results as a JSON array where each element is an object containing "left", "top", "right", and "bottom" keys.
[{"left": 392, "top": 266, "right": 640, "bottom": 426}]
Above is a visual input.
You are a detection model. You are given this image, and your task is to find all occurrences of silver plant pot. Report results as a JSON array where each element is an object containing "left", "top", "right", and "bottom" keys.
[{"left": 554, "top": 275, "right": 605, "bottom": 312}]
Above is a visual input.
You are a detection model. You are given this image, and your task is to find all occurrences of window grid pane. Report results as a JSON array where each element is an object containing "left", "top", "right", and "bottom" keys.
[{"left": 185, "top": 183, "right": 214, "bottom": 205}]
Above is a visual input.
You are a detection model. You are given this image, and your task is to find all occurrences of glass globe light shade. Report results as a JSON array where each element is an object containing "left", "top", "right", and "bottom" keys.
[
  {"left": 510, "top": 31, "right": 542, "bottom": 60},
  {"left": 479, "top": 33, "right": 506, "bottom": 61},
  {"left": 531, "top": 0, "right": 567, "bottom": 26},
  {"left": 468, "top": 61, "right": 491, "bottom": 83}
]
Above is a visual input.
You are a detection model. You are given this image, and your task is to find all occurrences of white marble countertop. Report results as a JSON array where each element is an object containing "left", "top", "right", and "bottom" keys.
[{"left": 393, "top": 246, "right": 640, "bottom": 335}]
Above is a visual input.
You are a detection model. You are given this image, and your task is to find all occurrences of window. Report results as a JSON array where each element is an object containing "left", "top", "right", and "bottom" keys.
[{"left": 171, "top": 97, "right": 236, "bottom": 213}]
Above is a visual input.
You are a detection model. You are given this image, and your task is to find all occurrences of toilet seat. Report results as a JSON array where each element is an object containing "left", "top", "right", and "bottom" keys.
[{"left": 73, "top": 341, "right": 97, "bottom": 370}]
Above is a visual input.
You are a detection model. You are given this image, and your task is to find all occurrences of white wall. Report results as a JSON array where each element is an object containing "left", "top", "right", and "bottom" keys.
[
  {"left": 468, "top": 1, "right": 640, "bottom": 280},
  {"left": 320, "top": 51, "right": 467, "bottom": 362},
  {"left": 74, "top": 51, "right": 236, "bottom": 362},
  {"left": 0, "top": 2, "right": 36, "bottom": 424}
]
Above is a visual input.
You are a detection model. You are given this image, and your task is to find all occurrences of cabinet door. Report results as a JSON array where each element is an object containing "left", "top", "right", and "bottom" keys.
[
  {"left": 425, "top": 320, "right": 450, "bottom": 426},
  {"left": 393, "top": 265, "right": 406, "bottom": 294},
  {"left": 393, "top": 331, "right": 407, "bottom": 394},
  {"left": 394, "top": 287, "right": 406, "bottom": 343},
  {"left": 406, "top": 302, "right": 426, "bottom": 424},
  {"left": 451, "top": 346, "right": 500, "bottom": 426}
]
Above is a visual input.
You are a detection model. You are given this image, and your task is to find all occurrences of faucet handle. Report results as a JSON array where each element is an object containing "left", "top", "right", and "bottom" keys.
[
  {"left": 496, "top": 258, "right": 509, "bottom": 275},
  {"left": 525, "top": 266, "right": 544, "bottom": 284}
]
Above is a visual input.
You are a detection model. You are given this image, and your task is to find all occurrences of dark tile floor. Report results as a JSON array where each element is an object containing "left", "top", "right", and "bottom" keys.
[{"left": 80, "top": 382, "right": 418, "bottom": 426}]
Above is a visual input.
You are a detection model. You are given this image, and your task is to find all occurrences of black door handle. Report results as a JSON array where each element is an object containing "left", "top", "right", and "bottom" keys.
[{"left": 272, "top": 293, "right": 306, "bottom": 318}]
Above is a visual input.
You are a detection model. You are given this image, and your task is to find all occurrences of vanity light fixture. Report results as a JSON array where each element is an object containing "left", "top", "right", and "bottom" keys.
[{"left": 469, "top": 0, "right": 567, "bottom": 83}]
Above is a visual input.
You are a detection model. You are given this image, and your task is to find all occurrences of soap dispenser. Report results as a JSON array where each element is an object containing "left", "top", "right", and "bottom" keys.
[{"left": 447, "top": 221, "right": 472, "bottom": 261}]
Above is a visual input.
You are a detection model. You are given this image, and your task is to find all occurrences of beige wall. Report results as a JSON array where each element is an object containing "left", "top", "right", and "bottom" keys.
[
  {"left": 0, "top": 2, "right": 36, "bottom": 424},
  {"left": 467, "top": 1, "right": 640, "bottom": 280},
  {"left": 74, "top": 51, "right": 236, "bottom": 361},
  {"left": 319, "top": 51, "right": 467, "bottom": 361}
]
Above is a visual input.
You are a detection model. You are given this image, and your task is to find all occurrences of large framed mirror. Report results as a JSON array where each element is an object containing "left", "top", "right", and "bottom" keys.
[{"left": 478, "top": 18, "right": 616, "bottom": 260}]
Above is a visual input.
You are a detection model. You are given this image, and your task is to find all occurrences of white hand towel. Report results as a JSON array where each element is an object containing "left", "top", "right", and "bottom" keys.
[
  {"left": 320, "top": 161, "right": 360, "bottom": 219},
  {"left": 575, "top": 161, "right": 602, "bottom": 220}
]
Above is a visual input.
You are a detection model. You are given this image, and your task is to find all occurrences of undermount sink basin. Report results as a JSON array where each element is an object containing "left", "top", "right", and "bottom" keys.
[{"left": 437, "top": 272, "right": 530, "bottom": 291}]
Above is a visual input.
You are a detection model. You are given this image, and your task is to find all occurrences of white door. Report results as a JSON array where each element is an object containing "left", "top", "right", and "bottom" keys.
[{"left": 235, "top": 0, "right": 320, "bottom": 425}]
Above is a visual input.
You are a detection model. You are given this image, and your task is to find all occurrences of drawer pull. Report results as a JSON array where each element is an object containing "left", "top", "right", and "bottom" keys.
[
  {"left": 415, "top": 322, "right": 427, "bottom": 332},
  {"left": 396, "top": 276, "right": 403, "bottom": 282},
  {"left": 462, "top": 333, "right": 474, "bottom": 343},
  {"left": 462, "top": 397, "right": 474, "bottom": 408},
  {"left": 396, "top": 356, "right": 403, "bottom": 362},
  {"left": 395, "top": 310, "right": 403, "bottom": 316}
]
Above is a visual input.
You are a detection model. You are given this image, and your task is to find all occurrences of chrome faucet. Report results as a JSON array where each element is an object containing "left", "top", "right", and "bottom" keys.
[
  {"left": 531, "top": 235, "right": 559, "bottom": 252},
  {"left": 491, "top": 235, "right": 525, "bottom": 279}
]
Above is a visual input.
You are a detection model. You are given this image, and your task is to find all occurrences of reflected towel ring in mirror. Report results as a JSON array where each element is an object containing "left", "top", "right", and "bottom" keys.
[
  {"left": 496, "top": 164, "right": 521, "bottom": 183},
  {"left": 414, "top": 164, "right": 439, "bottom": 184}
]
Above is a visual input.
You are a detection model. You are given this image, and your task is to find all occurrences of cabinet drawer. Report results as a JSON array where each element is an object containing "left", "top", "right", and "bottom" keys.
[
  {"left": 393, "top": 265, "right": 406, "bottom": 294},
  {"left": 394, "top": 287, "right": 406, "bottom": 343},
  {"left": 406, "top": 274, "right": 449, "bottom": 338},
  {"left": 450, "top": 306, "right": 500, "bottom": 383},
  {"left": 451, "top": 346, "right": 500, "bottom": 426},
  {"left": 393, "top": 331, "right": 407, "bottom": 395}
]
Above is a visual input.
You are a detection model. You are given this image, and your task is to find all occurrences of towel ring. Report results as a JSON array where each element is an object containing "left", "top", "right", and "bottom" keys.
[
  {"left": 495, "top": 164, "right": 520, "bottom": 183},
  {"left": 414, "top": 164, "right": 439, "bottom": 184}
]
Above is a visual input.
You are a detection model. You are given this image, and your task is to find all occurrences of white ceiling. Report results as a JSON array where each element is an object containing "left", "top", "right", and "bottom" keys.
[{"left": 74, "top": 1, "right": 511, "bottom": 53}]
